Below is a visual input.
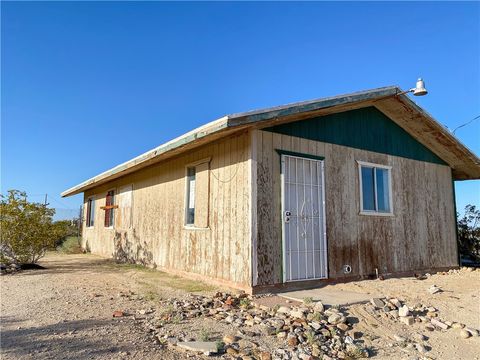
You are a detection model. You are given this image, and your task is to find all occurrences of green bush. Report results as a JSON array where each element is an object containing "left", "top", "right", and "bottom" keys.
[
  {"left": 0, "top": 190, "right": 69, "bottom": 264},
  {"left": 458, "top": 205, "right": 480, "bottom": 260}
]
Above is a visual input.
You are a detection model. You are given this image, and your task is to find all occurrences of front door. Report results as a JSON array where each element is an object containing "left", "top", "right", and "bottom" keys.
[{"left": 281, "top": 154, "right": 328, "bottom": 282}]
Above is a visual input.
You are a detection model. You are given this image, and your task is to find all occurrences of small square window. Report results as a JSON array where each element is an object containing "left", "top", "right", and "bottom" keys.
[{"left": 358, "top": 162, "right": 392, "bottom": 215}]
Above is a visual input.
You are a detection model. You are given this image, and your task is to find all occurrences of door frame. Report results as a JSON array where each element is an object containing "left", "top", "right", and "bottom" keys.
[{"left": 278, "top": 150, "right": 328, "bottom": 283}]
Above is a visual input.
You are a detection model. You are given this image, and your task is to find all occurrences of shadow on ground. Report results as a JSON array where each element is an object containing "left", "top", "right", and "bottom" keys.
[{"left": 0, "top": 318, "right": 135, "bottom": 359}]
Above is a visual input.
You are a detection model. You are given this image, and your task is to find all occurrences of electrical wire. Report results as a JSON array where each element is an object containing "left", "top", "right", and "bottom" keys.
[{"left": 452, "top": 114, "right": 480, "bottom": 134}]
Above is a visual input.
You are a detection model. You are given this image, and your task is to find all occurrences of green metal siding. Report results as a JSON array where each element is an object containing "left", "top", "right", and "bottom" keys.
[{"left": 264, "top": 107, "right": 447, "bottom": 165}]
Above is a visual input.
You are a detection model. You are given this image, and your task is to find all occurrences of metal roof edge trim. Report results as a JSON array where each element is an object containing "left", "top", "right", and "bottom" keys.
[{"left": 61, "top": 116, "right": 230, "bottom": 197}]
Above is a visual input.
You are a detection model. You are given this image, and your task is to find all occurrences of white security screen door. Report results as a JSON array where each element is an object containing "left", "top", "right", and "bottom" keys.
[{"left": 281, "top": 154, "right": 328, "bottom": 282}]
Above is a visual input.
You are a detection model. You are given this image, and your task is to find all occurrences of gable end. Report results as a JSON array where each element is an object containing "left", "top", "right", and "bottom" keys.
[{"left": 263, "top": 106, "right": 447, "bottom": 165}]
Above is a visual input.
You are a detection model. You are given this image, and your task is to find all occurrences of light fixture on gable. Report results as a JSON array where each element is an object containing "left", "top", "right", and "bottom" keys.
[
  {"left": 411, "top": 78, "right": 428, "bottom": 96},
  {"left": 398, "top": 78, "right": 428, "bottom": 97}
]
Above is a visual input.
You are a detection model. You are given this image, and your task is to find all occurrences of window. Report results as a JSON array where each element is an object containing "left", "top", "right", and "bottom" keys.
[
  {"left": 358, "top": 161, "right": 392, "bottom": 215},
  {"left": 104, "top": 190, "right": 115, "bottom": 227},
  {"left": 186, "top": 167, "right": 196, "bottom": 225},
  {"left": 185, "top": 158, "right": 210, "bottom": 228},
  {"left": 86, "top": 197, "right": 95, "bottom": 227}
]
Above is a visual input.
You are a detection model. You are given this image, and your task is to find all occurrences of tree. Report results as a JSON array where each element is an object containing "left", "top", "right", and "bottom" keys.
[
  {"left": 0, "top": 190, "right": 68, "bottom": 264},
  {"left": 457, "top": 204, "right": 480, "bottom": 260}
]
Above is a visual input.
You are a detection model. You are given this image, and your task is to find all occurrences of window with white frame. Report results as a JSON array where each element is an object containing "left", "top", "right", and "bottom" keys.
[
  {"left": 86, "top": 197, "right": 95, "bottom": 227},
  {"left": 358, "top": 161, "right": 392, "bottom": 215},
  {"left": 185, "top": 158, "right": 210, "bottom": 228},
  {"left": 185, "top": 167, "right": 196, "bottom": 225}
]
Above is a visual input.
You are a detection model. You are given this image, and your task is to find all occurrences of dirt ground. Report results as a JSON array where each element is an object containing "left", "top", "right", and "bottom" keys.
[
  {"left": 0, "top": 253, "right": 212, "bottom": 360},
  {"left": 1, "top": 253, "right": 479, "bottom": 360},
  {"left": 330, "top": 269, "right": 480, "bottom": 360}
]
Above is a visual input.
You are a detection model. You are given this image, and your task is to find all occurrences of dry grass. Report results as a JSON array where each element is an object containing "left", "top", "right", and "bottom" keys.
[{"left": 106, "top": 261, "right": 217, "bottom": 294}]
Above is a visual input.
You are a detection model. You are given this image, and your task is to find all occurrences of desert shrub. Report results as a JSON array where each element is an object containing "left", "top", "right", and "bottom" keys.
[
  {"left": 457, "top": 205, "right": 480, "bottom": 259},
  {"left": 0, "top": 190, "right": 68, "bottom": 264},
  {"left": 57, "top": 236, "right": 83, "bottom": 254}
]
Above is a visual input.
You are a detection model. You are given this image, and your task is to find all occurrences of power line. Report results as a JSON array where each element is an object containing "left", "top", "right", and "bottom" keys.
[{"left": 452, "top": 114, "right": 480, "bottom": 134}]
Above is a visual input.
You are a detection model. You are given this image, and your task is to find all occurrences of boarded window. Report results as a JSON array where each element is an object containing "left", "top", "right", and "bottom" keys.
[
  {"left": 86, "top": 197, "right": 95, "bottom": 227},
  {"left": 358, "top": 161, "right": 392, "bottom": 215},
  {"left": 116, "top": 185, "right": 133, "bottom": 230},
  {"left": 104, "top": 190, "right": 115, "bottom": 227},
  {"left": 185, "top": 160, "right": 210, "bottom": 228}
]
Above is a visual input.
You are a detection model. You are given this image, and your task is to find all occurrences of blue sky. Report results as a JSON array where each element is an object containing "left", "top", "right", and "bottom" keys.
[{"left": 2, "top": 1, "right": 479, "bottom": 218}]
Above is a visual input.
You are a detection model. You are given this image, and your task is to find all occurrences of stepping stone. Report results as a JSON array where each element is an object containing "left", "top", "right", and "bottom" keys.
[{"left": 177, "top": 341, "right": 218, "bottom": 355}]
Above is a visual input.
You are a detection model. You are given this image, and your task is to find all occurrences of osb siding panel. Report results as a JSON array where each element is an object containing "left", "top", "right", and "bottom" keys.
[
  {"left": 82, "top": 131, "right": 251, "bottom": 287},
  {"left": 255, "top": 130, "right": 457, "bottom": 286}
]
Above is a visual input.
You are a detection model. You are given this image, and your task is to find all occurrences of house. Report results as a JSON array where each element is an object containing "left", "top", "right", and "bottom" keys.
[{"left": 62, "top": 86, "right": 480, "bottom": 294}]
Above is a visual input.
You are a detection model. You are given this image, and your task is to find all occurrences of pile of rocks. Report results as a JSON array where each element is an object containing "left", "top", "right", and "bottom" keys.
[
  {"left": 365, "top": 297, "right": 479, "bottom": 340},
  {"left": 145, "top": 292, "right": 369, "bottom": 359}
]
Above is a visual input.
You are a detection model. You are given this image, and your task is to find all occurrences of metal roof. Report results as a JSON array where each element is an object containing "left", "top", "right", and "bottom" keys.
[{"left": 62, "top": 86, "right": 480, "bottom": 197}]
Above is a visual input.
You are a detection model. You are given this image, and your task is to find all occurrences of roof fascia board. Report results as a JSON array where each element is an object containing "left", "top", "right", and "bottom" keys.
[{"left": 226, "top": 86, "right": 399, "bottom": 127}]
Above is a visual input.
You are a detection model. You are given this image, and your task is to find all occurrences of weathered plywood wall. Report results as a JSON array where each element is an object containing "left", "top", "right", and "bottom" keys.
[
  {"left": 254, "top": 129, "right": 457, "bottom": 286},
  {"left": 82, "top": 131, "right": 251, "bottom": 288}
]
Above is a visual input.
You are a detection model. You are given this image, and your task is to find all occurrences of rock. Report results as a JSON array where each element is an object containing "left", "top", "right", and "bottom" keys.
[
  {"left": 226, "top": 347, "right": 239, "bottom": 356},
  {"left": 370, "top": 298, "right": 385, "bottom": 308},
  {"left": 177, "top": 341, "right": 218, "bottom": 354},
  {"left": 388, "top": 310, "right": 399, "bottom": 319},
  {"left": 337, "top": 323, "right": 349, "bottom": 332},
  {"left": 413, "top": 333, "right": 426, "bottom": 341},
  {"left": 394, "top": 335, "right": 407, "bottom": 343},
  {"left": 398, "top": 305, "right": 410, "bottom": 317},
  {"left": 223, "top": 334, "right": 239, "bottom": 344},
  {"left": 112, "top": 310, "right": 125, "bottom": 317},
  {"left": 276, "top": 306, "right": 290, "bottom": 314},
  {"left": 261, "top": 325, "right": 276, "bottom": 335},
  {"left": 310, "top": 321, "right": 322, "bottom": 330},
  {"left": 327, "top": 314, "right": 346, "bottom": 325},
  {"left": 465, "top": 327, "right": 479, "bottom": 337},
  {"left": 389, "top": 298, "right": 402, "bottom": 308},
  {"left": 245, "top": 319, "right": 255, "bottom": 326},
  {"left": 460, "top": 329, "right": 471, "bottom": 339},
  {"left": 313, "top": 301, "right": 325, "bottom": 313},
  {"left": 289, "top": 309, "right": 305, "bottom": 319},
  {"left": 431, "top": 318, "right": 449, "bottom": 330},
  {"left": 400, "top": 316, "right": 414, "bottom": 326},
  {"left": 415, "top": 343, "right": 427, "bottom": 353},
  {"left": 259, "top": 351, "right": 271, "bottom": 360},
  {"left": 425, "top": 324, "right": 435, "bottom": 331},
  {"left": 277, "top": 331, "right": 287, "bottom": 339},
  {"left": 166, "top": 337, "right": 178, "bottom": 345},
  {"left": 299, "top": 354, "right": 314, "bottom": 360},
  {"left": 452, "top": 322, "right": 465, "bottom": 329},
  {"left": 428, "top": 285, "right": 442, "bottom": 294},
  {"left": 287, "top": 334, "right": 298, "bottom": 347},
  {"left": 269, "top": 319, "right": 285, "bottom": 329},
  {"left": 344, "top": 335, "right": 354, "bottom": 345}
]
